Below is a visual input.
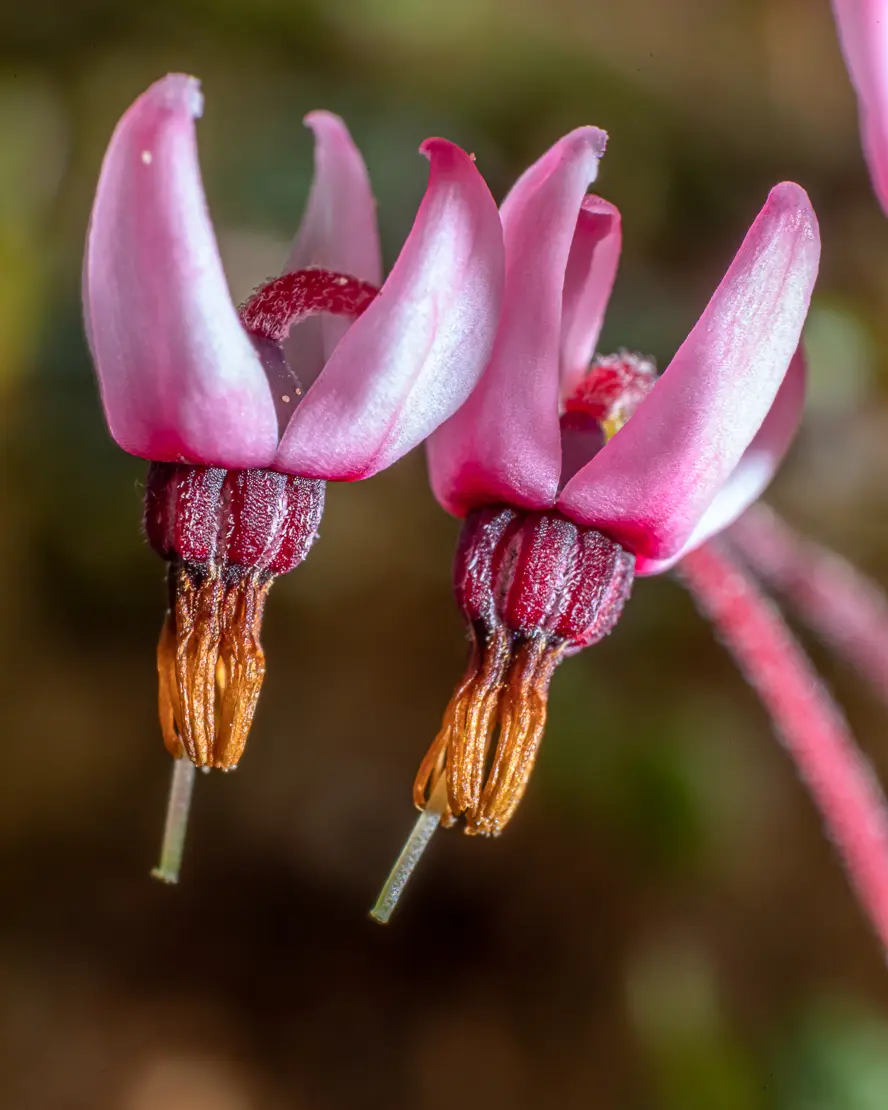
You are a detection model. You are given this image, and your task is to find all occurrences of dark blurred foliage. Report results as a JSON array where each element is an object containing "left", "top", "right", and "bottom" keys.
[{"left": 2, "top": 1, "right": 888, "bottom": 1107}]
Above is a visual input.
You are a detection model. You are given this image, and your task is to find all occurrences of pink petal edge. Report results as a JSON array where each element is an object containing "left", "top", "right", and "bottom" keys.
[
  {"left": 284, "top": 110, "right": 383, "bottom": 368},
  {"left": 638, "top": 345, "right": 807, "bottom": 575},
  {"left": 272, "top": 138, "right": 505, "bottom": 480},
  {"left": 286, "top": 110, "right": 382, "bottom": 284},
  {"left": 84, "top": 74, "right": 278, "bottom": 468},
  {"left": 558, "top": 182, "right": 820, "bottom": 564},
  {"left": 832, "top": 0, "right": 888, "bottom": 216},
  {"left": 559, "top": 195, "right": 622, "bottom": 400},
  {"left": 427, "top": 126, "right": 608, "bottom": 517}
]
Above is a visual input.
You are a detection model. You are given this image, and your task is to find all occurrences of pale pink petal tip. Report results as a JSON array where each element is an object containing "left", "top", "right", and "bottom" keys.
[
  {"left": 427, "top": 126, "right": 609, "bottom": 518},
  {"left": 638, "top": 345, "right": 808, "bottom": 575},
  {"left": 273, "top": 137, "right": 505, "bottom": 479},
  {"left": 155, "top": 72, "right": 204, "bottom": 117},
  {"left": 283, "top": 108, "right": 382, "bottom": 373},
  {"left": 560, "top": 194, "right": 622, "bottom": 397},
  {"left": 287, "top": 108, "right": 382, "bottom": 287},
  {"left": 559, "top": 182, "right": 819, "bottom": 568},
  {"left": 85, "top": 74, "right": 278, "bottom": 468},
  {"left": 831, "top": 0, "right": 888, "bottom": 215},
  {"left": 544, "top": 125, "right": 609, "bottom": 163}
]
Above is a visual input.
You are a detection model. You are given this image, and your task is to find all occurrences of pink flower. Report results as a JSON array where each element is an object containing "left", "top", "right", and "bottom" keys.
[
  {"left": 85, "top": 74, "right": 504, "bottom": 478},
  {"left": 83, "top": 73, "right": 504, "bottom": 879},
  {"left": 372, "top": 129, "right": 821, "bottom": 919},
  {"left": 831, "top": 0, "right": 888, "bottom": 215},
  {"left": 374, "top": 125, "right": 888, "bottom": 960},
  {"left": 428, "top": 137, "right": 818, "bottom": 573}
]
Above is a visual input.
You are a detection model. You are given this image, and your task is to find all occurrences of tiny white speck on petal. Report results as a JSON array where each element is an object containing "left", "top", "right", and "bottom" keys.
[
  {"left": 281, "top": 394, "right": 291, "bottom": 404},
  {"left": 141, "top": 150, "right": 153, "bottom": 165}
]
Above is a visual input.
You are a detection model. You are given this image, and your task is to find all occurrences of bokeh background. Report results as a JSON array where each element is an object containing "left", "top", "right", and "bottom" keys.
[{"left": 2, "top": 0, "right": 888, "bottom": 1106}]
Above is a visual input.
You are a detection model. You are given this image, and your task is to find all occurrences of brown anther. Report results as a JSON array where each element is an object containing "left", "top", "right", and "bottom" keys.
[
  {"left": 156, "top": 562, "right": 271, "bottom": 770},
  {"left": 414, "top": 625, "right": 564, "bottom": 836}
]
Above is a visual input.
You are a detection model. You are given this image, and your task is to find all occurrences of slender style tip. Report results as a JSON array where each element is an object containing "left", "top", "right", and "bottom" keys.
[
  {"left": 370, "top": 777, "right": 449, "bottom": 924},
  {"left": 151, "top": 756, "right": 197, "bottom": 884}
]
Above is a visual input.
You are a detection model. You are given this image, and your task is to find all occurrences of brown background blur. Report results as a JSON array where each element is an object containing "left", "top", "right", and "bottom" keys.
[{"left": 2, "top": 0, "right": 888, "bottom": 1107}]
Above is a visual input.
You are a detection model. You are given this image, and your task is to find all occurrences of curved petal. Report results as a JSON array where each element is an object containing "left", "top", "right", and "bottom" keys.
[
  {"left": 426, "top": 127, "right": 608, "bottom": 517},
  {"left": 286, "top": 111, "right": 382, "bottom": 284},
  {"left": 558, "top": 182, "right": 820, "bottom": 560},
  {"left": 272, "top": 138, "right": 504, "bottom": 480},
  {"left": 284, "top": 111, "right": 383, "bottom": 367},
  {"left": 560, "top": 195, "right": 622, "bottom": 399},
  {"left": 637, "top": 345, "right": 807, "bottom": 575},
  {"left": 832, "top": 0, "right": 888, "bottom": 215},
  {"left": 84, "top": 74, "right": 278, "bottom": 467}
]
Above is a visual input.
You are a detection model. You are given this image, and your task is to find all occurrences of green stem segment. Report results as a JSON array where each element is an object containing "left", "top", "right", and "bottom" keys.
[
  {"left": 370, "top": 776, "right": 449, "bottom": 924},
  {"left": 151, "top": 757, "right": 197, "bottom": 884}
]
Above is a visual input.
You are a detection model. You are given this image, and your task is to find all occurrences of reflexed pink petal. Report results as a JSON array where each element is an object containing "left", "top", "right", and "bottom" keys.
[
  {"left": 427, "top": 127, "right": 608, "bottom": 517},
  {"left": 832, "top": 0, "right": 888, "bottom": 215},
  {"left": 560, "top": 195, "right": 622, "bottom": 399},
  {"left": 286, "top": 111, "right": 382, "bottom": 283},
  {"left": 84, "top": 74, "right": 278, "bottom": 467},
  {"left": 285, "top": 111, "right": 383, "bottom": 365},
  {"left": 638, "top": 345, "right": 807, "bottom": 575},
  {"left": 558, "top": 183, "right": 819, "bottom": 564},
  {"left": 273, "top": 139, "right": 504, "bottom": 479}
]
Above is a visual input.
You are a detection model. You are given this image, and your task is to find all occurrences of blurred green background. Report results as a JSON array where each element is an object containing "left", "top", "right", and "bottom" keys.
[{"left": 2, "top": 0, "right": 888, "bottom": 1106}]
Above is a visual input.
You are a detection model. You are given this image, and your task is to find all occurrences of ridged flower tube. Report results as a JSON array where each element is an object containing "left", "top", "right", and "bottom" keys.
[
  {"left": 372, "top": 130, "right": 820, "bottom": 921},
  {"left": 84, "top": 74, "right": 505, "bottom": 879}
]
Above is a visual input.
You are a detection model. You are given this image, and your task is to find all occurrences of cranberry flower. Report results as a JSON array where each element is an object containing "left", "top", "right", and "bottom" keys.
[
  {"left": 373, "top": 124, "right": 888, "bottom": 963},
  {"left": 371, "top": 127, "right": 822, "bottom": 920},
  {"left": 84, "top": 74, "right": 504, "bottom": 880}
]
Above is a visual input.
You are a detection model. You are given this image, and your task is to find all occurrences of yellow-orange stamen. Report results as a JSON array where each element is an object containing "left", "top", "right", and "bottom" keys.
[
  {"left": 156, "top": 563, "right": 271, "bottom": 771},
  {"left": 414, "top": 626, "right": 564, "bottom": 837}
]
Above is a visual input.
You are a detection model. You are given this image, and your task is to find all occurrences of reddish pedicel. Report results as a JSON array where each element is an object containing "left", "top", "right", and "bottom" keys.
[{"left": 680, "top": 539, "right": 888, "bottom": 957}]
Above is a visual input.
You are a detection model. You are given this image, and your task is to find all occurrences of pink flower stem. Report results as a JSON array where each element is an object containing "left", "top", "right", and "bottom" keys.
[
  {"left": 728, "top": 502, "right": 888, "bottom": 699},
  {"left": 679, "top": 539, "right": 888, "bottom": 958}
]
